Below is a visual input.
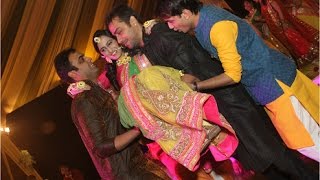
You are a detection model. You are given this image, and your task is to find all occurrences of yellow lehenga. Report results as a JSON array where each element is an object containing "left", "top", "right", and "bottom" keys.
[{"left": 118, "top": 65, "right": 238, "bottom": 171}]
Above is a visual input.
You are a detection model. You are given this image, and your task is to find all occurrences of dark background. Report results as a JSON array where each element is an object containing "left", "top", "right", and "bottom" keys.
[{"left": 6, "top": 85, "right": 100, "bottom": 180}]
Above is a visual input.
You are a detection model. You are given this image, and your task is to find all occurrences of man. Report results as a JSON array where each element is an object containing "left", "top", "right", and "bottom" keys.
[
  {"left": 54, "top": 48, "right": 169, "bottom": 179},
  {"left": 157, "top": 0, "right": 320, "bottom": 163},
  {"left": 106, "top": 5, "right": 318, "bottom": 179}
]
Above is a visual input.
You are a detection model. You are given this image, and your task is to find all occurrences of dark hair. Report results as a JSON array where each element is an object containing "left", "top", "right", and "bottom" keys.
[
  {"left": 106, "top": 61, "right": 120, "bottom": 91},
  {"left": 92, "top": 29, "right": 120, "bottom": 91},
  {"left": 92, "top": 30, "right": 114, "bottom": 55},
  {"left": 157, "top": 0, "right": 203, "bottom": 19},
  {"left": 105, "top": 4, "right": 143, "bottom": 27},
  {"left": 243, "top": 0, "right": 260, "bottom": 10},
  {"left": 54, "top": 48, "right": 78, "bottom": 83}
]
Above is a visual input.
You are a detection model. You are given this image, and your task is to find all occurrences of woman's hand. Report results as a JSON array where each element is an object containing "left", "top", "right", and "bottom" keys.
[{"left": 143, "top": 19, "right": 158, "bottom": 35}]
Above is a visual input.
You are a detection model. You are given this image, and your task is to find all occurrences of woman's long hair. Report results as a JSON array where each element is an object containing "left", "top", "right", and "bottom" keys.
[{"left": 93, "top": 30, "right": 121, "bottom": 91}]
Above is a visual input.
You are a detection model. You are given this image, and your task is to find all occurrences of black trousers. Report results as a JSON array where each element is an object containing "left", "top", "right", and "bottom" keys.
[{"left": 263, "top": 148, "right": 319, "bottom": 180}]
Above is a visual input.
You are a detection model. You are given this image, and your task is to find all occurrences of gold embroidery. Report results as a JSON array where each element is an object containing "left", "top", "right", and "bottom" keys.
[
  {"left": 135, "top": 73, "right": 183, "bottom": 115},
  {"left": 170, "top": 134, "right": 191, "bottom": 159},
  {"left": 154, "top": 117, "right": 182, "bottom": 141},
  {"left": 116, "top": 53, "right": 131, "bottom": 66}
]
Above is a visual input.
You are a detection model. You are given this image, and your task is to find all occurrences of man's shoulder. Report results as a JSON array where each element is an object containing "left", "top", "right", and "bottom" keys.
[
  {"left": 150, "top": 23, "right": 184, "bottom": 37},
  {"left": 151, "top": 22, "right": 170, "bottom": 33},
  {"left": 146, "top": 23, "right": 189, "bottom": 44}
]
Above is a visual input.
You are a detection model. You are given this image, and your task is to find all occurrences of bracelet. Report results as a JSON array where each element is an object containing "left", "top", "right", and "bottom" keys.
[
  {"left": 193, "top": 82, "right": 199, "bottom": 91},
  {"left": 143, "top": 19, "right": 156, "bottom": 29}
]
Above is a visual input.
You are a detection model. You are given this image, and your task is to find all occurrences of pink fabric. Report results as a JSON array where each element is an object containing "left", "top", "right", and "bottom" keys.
[
  {"left": 147, "top": 96, "right": 238, "bottom": 175},
  {"left": 203, "top": 97, "right": 238, "bottom": 161},
  {"left": 168, "top": 128, "right": 205, "bottom": 171},
  {"left": 97, "top": 70, "right": 111, "bottom": 90},
  {"left": 121, "top": 77, "right": 165, "bottom": 140},
  {"left": 176, "top": 92, "right": 211, "bottom": 130},
  {"left": 147, "top": 142, "right": 182, "bottom": 180},
  {"left": 313, "top": 75, "right": 320, "bottom": 86},
  {"left": 208, "top": 135, "right": 238, "bottom": 161},
  {"left": 122, "top": 78, "right": 207, "bottom": 171},
  {"left": 202, "top": 159, "right": 213, "bottom": 172}
]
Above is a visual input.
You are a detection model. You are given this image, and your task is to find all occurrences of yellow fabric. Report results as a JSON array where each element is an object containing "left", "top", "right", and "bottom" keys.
[
  {"left": 297, "top": 15, "right": 319, "bottom": 30},
  {"left": 210, "top": 21, "right": 242, "bottom": 82},
  {"left": 136, "top": 66, "right": 192, "bottom": 126},
  {"left": 265, "top": 89, "right": 314, "bottom": 149},
  {"left": 157, "top": 139, "right": 177, "bottom": 154},
  {"left": 265, "top": 70, "right": 319, "bottom": 149},
  {"left": 121, "top": 66, "right": 238, "bottom": 170},
  {"left": 289, "top": 70, "right": 319, "bottom": 123},
  {"left": 133, "top": 66, "right": 210, "bottom": 169}
]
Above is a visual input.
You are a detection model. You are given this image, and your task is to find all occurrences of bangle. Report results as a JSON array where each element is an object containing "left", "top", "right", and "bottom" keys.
[{"left": 193, "top": 82, "right": 199, "bottom": 91}]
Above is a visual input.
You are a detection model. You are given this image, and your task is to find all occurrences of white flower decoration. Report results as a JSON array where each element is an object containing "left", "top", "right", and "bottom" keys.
[{"left": 94, "top": 37, "right": 100, "bottom": 43}]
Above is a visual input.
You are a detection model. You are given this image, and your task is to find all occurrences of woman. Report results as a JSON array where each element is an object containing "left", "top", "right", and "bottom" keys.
[
  {"left": 282, "top": 0, "right": 319, "bottom": 30},
  {"left": 91, "top": 30, "right": 238, "bottom": 173},
  {"left": 254, "top": 0, "right": 319, "bottom": 67},
  {"left": 243, "top": 0, "right": 292, "bottom": 57}
]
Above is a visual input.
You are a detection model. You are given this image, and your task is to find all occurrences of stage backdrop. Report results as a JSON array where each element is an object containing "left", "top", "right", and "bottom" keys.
[{"left": 6, "top": 85, "right": 100, "bottom": 180}]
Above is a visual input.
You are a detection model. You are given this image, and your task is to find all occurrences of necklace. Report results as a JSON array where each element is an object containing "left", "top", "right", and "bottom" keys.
[{"left": 116, "top": 53, "right": 131, "bottom": 66}]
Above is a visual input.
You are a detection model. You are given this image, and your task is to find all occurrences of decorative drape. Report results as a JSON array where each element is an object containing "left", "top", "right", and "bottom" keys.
[
  {"left": 2, "top": 0, "right": 57, "bottom": 124},
  {"left": 1, "top": 0, "right": 161, "bottom": 124},
  {"left": 1, "top": 1, "right": 159, "bottom": 178}
]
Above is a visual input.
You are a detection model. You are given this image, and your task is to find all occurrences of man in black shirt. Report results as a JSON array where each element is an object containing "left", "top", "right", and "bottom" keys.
[{"left": 106, "top": 5, "right": 318, "bottom": 180}]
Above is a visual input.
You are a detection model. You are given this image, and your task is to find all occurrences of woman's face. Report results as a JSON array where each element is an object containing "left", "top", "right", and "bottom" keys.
[
  {"left": 96, "top": 35, "right": 122, "bottom": 60},
  {"left": 244, "top": 1, "right": 253, "bottom": 11}
]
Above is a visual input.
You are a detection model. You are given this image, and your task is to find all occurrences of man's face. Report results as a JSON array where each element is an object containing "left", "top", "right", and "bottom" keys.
[
  {"left": 68, "top": 51, "right": 98, "bottom": 81},
  {"left": 164, "top": 15, "right": 192, "bottom": 33},
  {"left": 108, "top": 17, "right": 142, "bottom": 49}
]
